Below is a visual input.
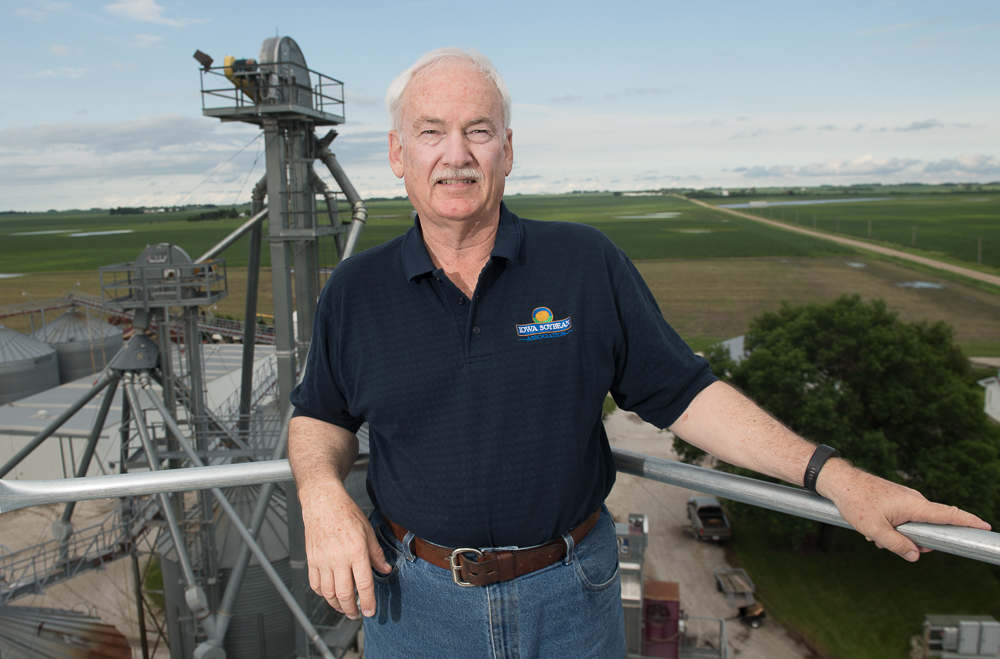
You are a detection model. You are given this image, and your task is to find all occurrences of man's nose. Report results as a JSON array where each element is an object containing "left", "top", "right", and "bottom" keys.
[{"left": 441, "top": 132, "right": 474, "bottom": 168}]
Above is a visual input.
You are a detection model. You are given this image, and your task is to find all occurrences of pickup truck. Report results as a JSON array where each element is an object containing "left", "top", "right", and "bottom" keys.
[{"left": 687, "top": 496, "right": 732, "bottom": 542}]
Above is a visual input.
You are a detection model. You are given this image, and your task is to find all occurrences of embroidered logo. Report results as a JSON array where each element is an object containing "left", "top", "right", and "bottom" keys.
[{"left": 516, "top": 307, "right": 573, "bottom": 341}]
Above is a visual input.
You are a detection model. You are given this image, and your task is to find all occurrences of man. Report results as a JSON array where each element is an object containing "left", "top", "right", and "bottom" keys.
[{"left": 288, "top": 48, "right": 989, "bottom": 658}]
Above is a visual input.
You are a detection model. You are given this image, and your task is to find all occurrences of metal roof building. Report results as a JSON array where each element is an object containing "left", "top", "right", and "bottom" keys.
[
  {"left": 0, "top": 344, "right": 276, "bottom": 481},
  {"left": 0, "top": 325, "right": 60, "bottom": 406}
]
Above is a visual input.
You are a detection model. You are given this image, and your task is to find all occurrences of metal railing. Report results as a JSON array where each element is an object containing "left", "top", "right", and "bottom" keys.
[
  {"left": 1, "top": 449, "right": 998, "bottom": 566},
  {"left": 0, "top": 497, "right": 157, "bottom": 604}
]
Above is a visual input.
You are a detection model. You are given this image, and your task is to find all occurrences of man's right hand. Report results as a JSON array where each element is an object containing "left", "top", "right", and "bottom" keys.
[{"left": 300, "top": 482, "right": 393, "bottom": 619}]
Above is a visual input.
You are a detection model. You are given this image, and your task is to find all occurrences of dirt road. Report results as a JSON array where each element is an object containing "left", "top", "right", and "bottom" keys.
[
  {"left": 686, "top": 196, "right": 1000, "bottom": 289},
  {"left": 605, "top": 409, "right": 820, "bottom": 659}
]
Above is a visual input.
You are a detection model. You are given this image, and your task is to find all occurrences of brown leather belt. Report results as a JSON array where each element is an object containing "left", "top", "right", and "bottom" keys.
[{"left": 385, "top": 509, "right": 601, "bottom": 587}]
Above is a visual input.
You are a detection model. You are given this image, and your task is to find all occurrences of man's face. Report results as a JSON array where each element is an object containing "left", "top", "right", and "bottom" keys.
[{"left": 388, "top": 60, "right": 513, "bottom": 227}]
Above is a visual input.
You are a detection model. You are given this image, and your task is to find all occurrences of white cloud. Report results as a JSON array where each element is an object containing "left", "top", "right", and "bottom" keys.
[
  {"left": 923, "top": 153, "right": 1000, "bottom": 177},
  {"left": 854, "top": 20, "right": 938, "bottom": 36},
  {"left": 103, "top": 0, "right": 201, "bottom": 27},
  {"left": 798, "top": 154, "right": 920, "bottom": 177},
  {"left": 913, "top": 22, "right": 1000, "bottom": 49},
  {"left": 131, "top": 33, "right": 163, "bottom": 48},
  {"left": 344, "top": 90, "right": 380, "bottom": 107},
  {"left": 49, "top": 44, "right": 72, "bottom": 56},
  {"left": 33, "top": 67, "right": 89, "bottom": 78},
  {"left": 896, "top": 119, "right": 943, "bottom": 132},
  {"left": 14, "top": 1, "right": 69, "bottom": 20}
]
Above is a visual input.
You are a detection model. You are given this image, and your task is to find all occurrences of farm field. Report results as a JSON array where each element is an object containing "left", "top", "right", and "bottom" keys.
[
  {"left": 3, "top": 193, "right": 1000, "bottom": 353},
  {"left": 4, "top": 255, "right": 999, "bottom": 355},
  {"left": 700, "top": 192, "right": 1000, "bottom": 271},
  {"left": 0, "top": 193, "right": 853, "bottom": 273}
]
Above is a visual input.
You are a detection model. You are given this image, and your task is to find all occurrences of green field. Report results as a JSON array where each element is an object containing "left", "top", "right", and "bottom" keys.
[
  {"left": 730, "top": 517, "right": 1000, "bottom": 659},
  {"left": 1, "top": 194, "right": 853, "bottom": 273},
  {"left": 701, "top": 193, "right": 1000, "bottom": 270},
  {"left": 3, "top": 192, "right": 1000, "bottom": 355}
]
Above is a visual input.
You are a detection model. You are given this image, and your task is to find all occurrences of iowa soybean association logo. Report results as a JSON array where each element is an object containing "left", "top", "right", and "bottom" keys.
[{"left": 515, "top": 307, "right": 573, "bottom": 341}]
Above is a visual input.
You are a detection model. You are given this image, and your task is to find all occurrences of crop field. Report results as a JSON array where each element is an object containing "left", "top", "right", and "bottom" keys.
[
  {"left": 0, "top": 194, "right": 851, "bottom": 274},
  {"left": 702, "top": 193, "right": 1000, "bottom": 269},
  {"left": 2, "top": 192, "right": 999, "bottom": 353}
]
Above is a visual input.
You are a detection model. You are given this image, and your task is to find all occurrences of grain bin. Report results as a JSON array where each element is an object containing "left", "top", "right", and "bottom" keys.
[
  {"left": 0, "top": 325, "right": 60, "bottom": 404},
  {"left": 32, "top": 307, "right": 123, "bottom": 383},
  {"left": 157, "top": 485, "right": 296, "bottom": 659}
]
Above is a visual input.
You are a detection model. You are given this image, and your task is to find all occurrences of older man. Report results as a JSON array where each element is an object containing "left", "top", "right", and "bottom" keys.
[{"left": 288, "top": 48, "right": 989, "bottom": 658}]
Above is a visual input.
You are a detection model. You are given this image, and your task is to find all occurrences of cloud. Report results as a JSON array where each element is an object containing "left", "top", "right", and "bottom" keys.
[
  {"left": 103, "top": 0, "right": 202, "bottom": 27},
  {"left": 913, "top": 22, "right": 1000, "bottom": 49},
  {"left": 33, "top": 67, "right": 89, "bottom": 78},
  {"left": 798, "top": 154, "right": 920, "bottom": 177},
  {"left": 14, "top": 1, "right": 69, "bottom": 20},
  {"left": 325, "top": 130, "right": 388, "bottom": 164},
  {"left": 345, "top": 90, "right": 380, "bottom": 107},
  {"left": 731, "top": 129, "right": 768, "bottom": 139},
  {"left": 50, "top": 44, "right": 73, "bottom": 56},
  {"left": 130, "top": 33, "right": 163, "bottom": 48},
  {"left": 508, "top": 174, "right": 543, "bottom": 181},
  {"left": 896, "top": 119, "right": 943, "bottom": 132},
  {"left": 854, "top": 20, "right": 938, "bottom": 36},
  {"left": 0, "top": 116, "right": 259, "bottom": 182},
  {"left": 923, "top": 153, "right": 1000, "bottom": 176},
  {"left": 603, "top": 86, "right": 692, "bottom": 100},
  {"left": 735, "top": 154, "right": 922, "bottom": 180},
  {"left": 737, "top": 165, "right": 795, "bottom": 179}
]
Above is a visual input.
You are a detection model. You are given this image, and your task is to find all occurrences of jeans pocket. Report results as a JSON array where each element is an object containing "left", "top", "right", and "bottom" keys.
[
  {"left": 572, "top": 511, "right": 621, "bottom": 592},
  {"left": 372, "top": 522, "right": 403, "bottom": 584}
]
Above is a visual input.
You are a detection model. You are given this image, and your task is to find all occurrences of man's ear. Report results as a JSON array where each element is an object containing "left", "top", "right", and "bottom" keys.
[
  {"left": 388, "top": 130, "right": 405, "bottom": 179},
  {"left": 504, "top": 129, "right": 513, "bottom": 176}
]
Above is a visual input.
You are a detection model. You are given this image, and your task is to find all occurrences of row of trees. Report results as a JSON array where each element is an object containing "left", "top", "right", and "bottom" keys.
[{"left": 673, "top": 295, "right": 1000, "bottom": 548}]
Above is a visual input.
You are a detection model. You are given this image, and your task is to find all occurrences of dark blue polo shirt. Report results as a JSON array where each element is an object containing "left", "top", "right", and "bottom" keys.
[{"left": 290, "top": 202, "right": 716, "bottom": 548}]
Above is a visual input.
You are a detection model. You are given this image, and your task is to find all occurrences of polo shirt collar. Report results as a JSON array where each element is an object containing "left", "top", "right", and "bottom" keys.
[{"left": 402, "top": 201, "right": 522, "bottom": 281}]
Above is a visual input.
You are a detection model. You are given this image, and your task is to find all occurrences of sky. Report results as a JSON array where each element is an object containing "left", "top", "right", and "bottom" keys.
[{"left": 0, "top": 0, "right": 998, "bottom": 211}]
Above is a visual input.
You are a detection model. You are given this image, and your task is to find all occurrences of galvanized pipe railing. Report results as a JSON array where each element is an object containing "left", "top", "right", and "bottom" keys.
[{"left": 1, "top": 449, "right": 997, "bottom": 566}]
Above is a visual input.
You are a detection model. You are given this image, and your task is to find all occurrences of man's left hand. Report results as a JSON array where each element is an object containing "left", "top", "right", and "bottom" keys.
[{"left": 817, "top": 460, "right": 992, "bottom": 561}]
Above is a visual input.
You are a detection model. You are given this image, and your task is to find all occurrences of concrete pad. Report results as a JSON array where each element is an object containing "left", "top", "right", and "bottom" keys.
[{"left": 604, "top": 408, "right": 821, "bottom": 659}]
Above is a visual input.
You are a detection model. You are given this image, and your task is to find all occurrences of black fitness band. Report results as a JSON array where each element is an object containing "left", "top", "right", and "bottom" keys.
[{"left": 803, "top": 444, "right": 841, "bottom": 494}]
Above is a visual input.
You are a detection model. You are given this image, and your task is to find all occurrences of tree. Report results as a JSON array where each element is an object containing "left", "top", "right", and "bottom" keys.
[{"left": 675, "top": 295, "right": 1000, "bottom": 547}]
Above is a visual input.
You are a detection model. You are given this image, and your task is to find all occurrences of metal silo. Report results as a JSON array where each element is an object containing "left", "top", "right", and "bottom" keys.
[
  {"left": 32, "top": 307, "right": 123, "bottom": 383},
  {"left": 157, "top": 485, "right": 296, "bottom": 659},
  {"left": 0, "top": 325, "right": 60, "bottom": 404},
  {"left": 213, "top": 485, "right": 296, "bottom": 659}
]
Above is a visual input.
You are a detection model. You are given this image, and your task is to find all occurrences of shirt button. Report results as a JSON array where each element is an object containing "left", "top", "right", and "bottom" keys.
[
  {"left": 472, "top": 326, "right": 481, "bottom": 335},
  {"left": 458, "top": 297, "right": 465, "bottom": 305}
]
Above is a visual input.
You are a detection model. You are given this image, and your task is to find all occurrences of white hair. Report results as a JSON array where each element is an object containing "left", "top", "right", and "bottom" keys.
[{"left": 385, "top": 47, "right": 512, "bottom": 134}]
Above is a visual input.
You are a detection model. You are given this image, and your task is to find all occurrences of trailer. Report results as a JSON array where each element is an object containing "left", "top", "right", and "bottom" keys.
[{"left": 714, "top": 568, "right": 766, "bottom": 629}]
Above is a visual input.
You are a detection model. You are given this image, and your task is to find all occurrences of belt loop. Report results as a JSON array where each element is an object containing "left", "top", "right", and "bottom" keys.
[
  {"left": 561, "top": 530, "right": 575, "bottom": 566},
  {"left": 402, "top": 531, "right": 416, "bottom": 562}
]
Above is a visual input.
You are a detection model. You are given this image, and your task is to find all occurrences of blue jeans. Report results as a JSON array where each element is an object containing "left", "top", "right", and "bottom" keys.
[{"left": 363, "top": 506, "right": 626, "bottom": 658}]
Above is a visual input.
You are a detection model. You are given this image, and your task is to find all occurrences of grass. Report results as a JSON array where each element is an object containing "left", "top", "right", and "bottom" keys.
[
  {"left": 729, "top": 516, "right": 1000, "bottom": 659},
  {"left": 702, "top": 193, "right": 1000, "bottom": 271},
  {"left": 0, "top": 194, "right": 853, "bottom": 274}
]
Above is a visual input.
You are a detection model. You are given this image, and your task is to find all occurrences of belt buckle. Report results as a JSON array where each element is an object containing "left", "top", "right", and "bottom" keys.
[{"left": 449, "top": 547, "right": 484, "bottom": 587}]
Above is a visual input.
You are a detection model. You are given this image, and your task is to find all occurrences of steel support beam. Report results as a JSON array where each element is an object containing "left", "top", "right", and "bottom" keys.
[{"left": 140, "top": 387, "right": 336, "bottom": 659}]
